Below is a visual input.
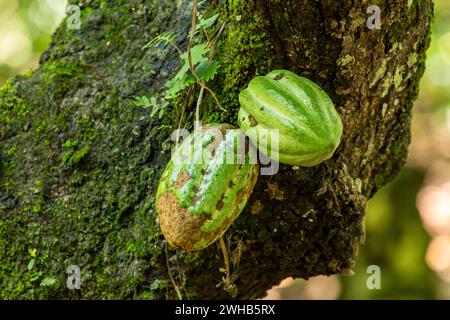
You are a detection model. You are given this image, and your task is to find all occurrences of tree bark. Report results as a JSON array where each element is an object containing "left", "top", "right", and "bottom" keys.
[{"left": 0, "top": 0, "right": 432, "bottom": 299}]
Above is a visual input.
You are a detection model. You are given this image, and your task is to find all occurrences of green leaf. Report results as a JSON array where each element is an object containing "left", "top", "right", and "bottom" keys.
[
  {"left": 40, "top": 277, "right": 57, "bottom": 287},
  {"left": 188, "top": 44, "right": 210, "bottom": 66},
  {"left": 28, "top": 248, "right": 37, "bottom": 257},
  {"left": 134, "top": 96, "right": 150, "bottom": 106},
  {"left": 175, "top": 44, "right": 210, "bottom": 80},
  {"left": 143, "top": 31, "right": 178, "bottom": 50},
  {"left": 160, "top": 101, "right": 170, "bottom": 119},
  {"left": 158, "top": 107, "right": 165, "bottom": 119},
  {"left": 134, "top": 96, "right": 157, "bottom": 108},
  {"left": 165, "top": 75, "right": 196, "bottom": 99},
  {"left": 164, "top": 61, "right": 218, "bottom": 100},
  {"left": 27, "top": 258, "right": 35, "bottom": 270},
  {"left": 133, "top": 95, "right": 170, "bottom": 119},
  {"left": 173, "top": 64, "right": 190, "bottom": 82},
  {"left": 150, "top": 279, "right": 169, "bottom": 291},
  {"left": 30, "top": 271, "right": 43, "bottom": 282},
  {"left": 68, "top": 145, "right": 90, "bottom": 166},
  {"left": 196, "top": 13, "right": 219, "bottom": 31},
  {"left": 62, "top": 139, "right": 78, "bottom": 148},
  {"left": 198, "top": 0, "right": 208, "bottom": 8},
  {"left": 150, "top": 105, "right": 160, "bottom": 118},
  {"left": 196, "top": 61, "right": 219, "bottom": 82}
]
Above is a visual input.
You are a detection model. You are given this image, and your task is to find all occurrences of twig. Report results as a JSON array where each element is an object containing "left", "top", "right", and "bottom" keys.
[
  {"left": 194, "top": 22, "right": 227, "bottom": 128},
  {"left": 176, "top": 250, "right": 190, "bottom": 299},
  {"left": 165, "top": 243, "right": 182, "bottom": 300},
  {"left": 195, "top": 87, "right": 205, "bottom": 130},
  {"left": 220, "top": 237, "right": 231, "bottom": 279},
  {"left": 209, "top": 22, "right": 226, "bottom": 63},
  {"left": 176, "top": 85, "right": 193, "bottom": 144}
]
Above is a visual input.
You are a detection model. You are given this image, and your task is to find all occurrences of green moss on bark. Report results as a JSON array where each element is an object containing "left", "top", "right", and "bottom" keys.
[{"left": 0, "top": 0, "right": 188, "bottom": 299}]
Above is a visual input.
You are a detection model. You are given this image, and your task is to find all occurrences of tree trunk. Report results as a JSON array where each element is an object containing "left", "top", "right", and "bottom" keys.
[{"left": 0, "top": 0, "right": 432, "bottom": 299}]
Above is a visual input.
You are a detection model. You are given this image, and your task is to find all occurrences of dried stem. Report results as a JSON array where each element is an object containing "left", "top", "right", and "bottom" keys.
[{"left": 165, "top": 243, "right": 182, "bottom": 300}]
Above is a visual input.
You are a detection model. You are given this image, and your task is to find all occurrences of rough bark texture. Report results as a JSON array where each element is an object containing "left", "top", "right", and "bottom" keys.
[{"left": 0, "top": 0, "right": 432, "bottom": 299}]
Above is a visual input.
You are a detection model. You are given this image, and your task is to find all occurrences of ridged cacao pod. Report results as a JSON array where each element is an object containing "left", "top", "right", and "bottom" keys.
[
  {"left": 238, "top": 69, "right": 343, "bottom": 166},
  {"left": 156, "top": 124, "right": 259, "bottom": 251}
]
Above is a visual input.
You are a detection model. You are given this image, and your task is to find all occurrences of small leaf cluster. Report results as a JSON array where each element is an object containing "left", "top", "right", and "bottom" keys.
[{"left": 136, "top": 10, "right": 221, "bottom": 119}]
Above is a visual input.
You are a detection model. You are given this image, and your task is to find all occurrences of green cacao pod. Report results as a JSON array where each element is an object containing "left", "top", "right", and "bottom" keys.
[
  {"left": 238, "top": 69, "right": 343, "bottom": 166},
  {"left": 156, "top": 124, "right": 259, "bottom": 251}
]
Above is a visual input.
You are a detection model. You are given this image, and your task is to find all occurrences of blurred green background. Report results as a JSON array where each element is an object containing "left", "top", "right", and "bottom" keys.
[{"left": 1, "top": 0, "right": 449, "bottom": 299}]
